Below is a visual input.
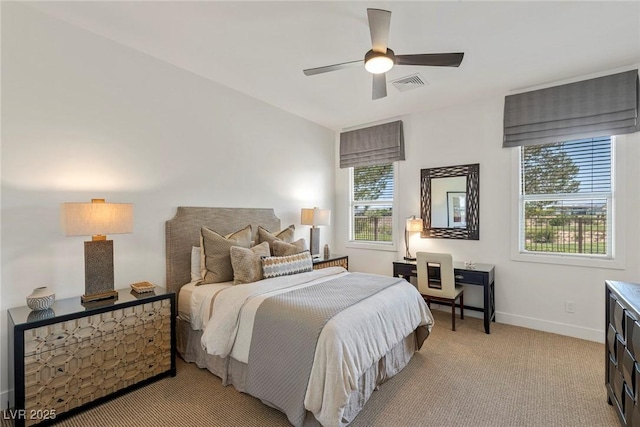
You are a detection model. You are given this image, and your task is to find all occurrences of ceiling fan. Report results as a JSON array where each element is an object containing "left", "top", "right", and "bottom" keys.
[{"left": 303, "top": 8, "right": 464, "bottom": 100}]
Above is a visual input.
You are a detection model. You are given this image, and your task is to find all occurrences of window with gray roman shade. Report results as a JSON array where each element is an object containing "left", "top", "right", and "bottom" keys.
[
  {"left": 503, "top": 70, "right": 639, "bottom": 148},
  {"left": 340, "top": 120, "right": 405, "bottom": 168}
]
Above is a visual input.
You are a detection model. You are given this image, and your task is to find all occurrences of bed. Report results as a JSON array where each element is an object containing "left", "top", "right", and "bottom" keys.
[{"left": 166, "top": 207, "right": 434, "bottom": 427}]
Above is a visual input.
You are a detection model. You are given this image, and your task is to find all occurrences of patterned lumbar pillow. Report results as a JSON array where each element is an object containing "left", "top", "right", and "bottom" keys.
[
  {"left": 230, "top": 242, "right": 271, "bottom": 285},
  {"left": 200, "top": 225, "right": 252, "bottom": 284},
  {"left": 256, "top": 225, "right": 295, "bottom": 254},
  {"left": 262, "top": 251, "right": 313, "bottom": 279},
  {"left": 272, "top": 238, "right": 307, "bottom": 257}
]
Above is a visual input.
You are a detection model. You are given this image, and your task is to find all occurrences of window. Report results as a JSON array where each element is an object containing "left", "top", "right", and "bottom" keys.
[
  {"left": 518, "top": 137, "right": 613, "bottom": 257},
  {"left": 350, "top": 163, "right": 394, "bottom": 244}
]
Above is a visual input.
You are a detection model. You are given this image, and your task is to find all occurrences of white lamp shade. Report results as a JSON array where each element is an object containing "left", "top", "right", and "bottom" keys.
[
  {"left": 406, "top": 217, "right": 423, "bottom": 232},
  {"left": 61, "top": 201, "right": 133, "bottom": 236},
  {"left": 301, "top": 208, "right": 331, "bottom": 227}
]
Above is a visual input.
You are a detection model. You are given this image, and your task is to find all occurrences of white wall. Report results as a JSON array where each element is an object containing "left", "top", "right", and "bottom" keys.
[
  {"left": 335, "top": 94, "right": 640, "bottom": 342},
  {"left": 0, "top": 4, "right": 335, "bottom": 407}
]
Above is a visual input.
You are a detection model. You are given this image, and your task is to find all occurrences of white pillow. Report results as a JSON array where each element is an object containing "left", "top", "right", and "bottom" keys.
[{"left": 191, "top": 246, "right": 201, "bottom": 282}]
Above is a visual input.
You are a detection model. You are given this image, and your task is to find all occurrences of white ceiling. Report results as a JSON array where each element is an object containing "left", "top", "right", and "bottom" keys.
[{"left": 27, "top": 1, "right": 640, "bottom": 130}]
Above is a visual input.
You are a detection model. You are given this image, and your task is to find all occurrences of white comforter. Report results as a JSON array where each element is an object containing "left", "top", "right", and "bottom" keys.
[{"left": 201, "top": 267, "right": 434, "bottom": 426}]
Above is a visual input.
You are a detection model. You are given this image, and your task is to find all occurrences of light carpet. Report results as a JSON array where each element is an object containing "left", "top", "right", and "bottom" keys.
[{"left": 3, "top": 310, "right": 618, "bottom": 426}]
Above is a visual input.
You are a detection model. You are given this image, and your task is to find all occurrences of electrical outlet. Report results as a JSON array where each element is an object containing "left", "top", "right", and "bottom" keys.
[{"left": 565, "top": 301, "right": 576, "bottom": 313}]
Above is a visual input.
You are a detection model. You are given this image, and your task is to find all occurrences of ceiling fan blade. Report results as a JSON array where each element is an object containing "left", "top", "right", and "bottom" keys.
[
  {"left": 367, "top": 8, "right": 391, "bottom": 53},
  {"left": 372, "top": 73, "right": 387, "bottom": 100},
  {"left": 303, "top": 60, "right": 363, "bottom": 76},
  {"left": 395, "top": 53, "right": 464, "bottom": 67}
]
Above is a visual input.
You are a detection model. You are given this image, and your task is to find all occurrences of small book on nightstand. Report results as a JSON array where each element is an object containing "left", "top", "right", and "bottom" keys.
[{"left": 130, "top": 281, "right": 156, "bottom": 293}]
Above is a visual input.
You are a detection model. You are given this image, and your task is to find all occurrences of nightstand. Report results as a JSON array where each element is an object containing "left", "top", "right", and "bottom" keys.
[
  {"left": 7, "top": 287, "right": 176, "bottom": 426},
  {"left": 313, "top": 254, "right": 348, "bottom": 271}
]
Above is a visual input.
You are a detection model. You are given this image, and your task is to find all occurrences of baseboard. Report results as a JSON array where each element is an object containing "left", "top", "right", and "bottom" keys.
[
  {"left": 497, "top": 311, "right": 604, "bottom": 343},
  {"left": 430, "top": 305, "right": 604, "bottom": 343}
]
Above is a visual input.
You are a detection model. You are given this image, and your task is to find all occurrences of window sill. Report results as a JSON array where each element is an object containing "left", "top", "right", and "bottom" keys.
[
  {"left": 510, "top": 251, "right": 625, "bottom": 270},
  {"left": 346, "top": 241, "right": 398, "bottom": 252}
]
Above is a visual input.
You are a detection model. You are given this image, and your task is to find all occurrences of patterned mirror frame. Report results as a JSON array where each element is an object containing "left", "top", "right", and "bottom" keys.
[{"left": 420, "top": 163, "right": 480, "bottom": 240}]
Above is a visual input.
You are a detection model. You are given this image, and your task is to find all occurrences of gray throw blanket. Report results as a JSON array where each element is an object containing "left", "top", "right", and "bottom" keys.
[{"left": 245, "top": 273, "right": 405, "bottom": 427}]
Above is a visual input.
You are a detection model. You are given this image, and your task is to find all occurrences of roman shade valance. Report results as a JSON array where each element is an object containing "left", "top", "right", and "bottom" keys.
[
  {"left": 340, "top": 120, "right": 405, "bottom": 168},
  {"left": 503, "top": 69, "right": 639, "bottom": 148}
]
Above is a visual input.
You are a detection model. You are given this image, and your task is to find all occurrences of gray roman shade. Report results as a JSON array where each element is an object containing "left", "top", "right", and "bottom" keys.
[
  {"left": 340, "top": 120, "right": 405, "bottom": 168},
  {"left": 503, "top": 69, "right": 639, "bottom": 147}
]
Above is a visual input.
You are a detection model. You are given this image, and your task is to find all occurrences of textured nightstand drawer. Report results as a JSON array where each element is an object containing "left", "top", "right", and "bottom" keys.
[
  {"left": 23, "top": 299, "right": 171, "bottom": 357},
  {"left": 609, "top": 324, "right": 618, "bottom": 364},
  {"left": 615, "top": 299, "right": 626, "bottom": 339},
  {"left": 625, "top": 384, "right": 635, "bottom": 425},
  {"left": 633, "top": 403, "right": 640, "bottom": 427},
  {"left": 614, "top": 363, "right": 625, "bottom": 410},
  {"left": 623, "top": 347, "right": 636, "bottom": 392},
  {"left": 22, "top": 321, "right": 172, "bottom": 415},
  {"left": 313, "top": 256, "right": 348, "bottom": 271},
  {"left": 636, "top": 363, "right": 640, "bottom": 403},
  {"left": 628, "top": 315, "right": 640, "bottom": 359}
]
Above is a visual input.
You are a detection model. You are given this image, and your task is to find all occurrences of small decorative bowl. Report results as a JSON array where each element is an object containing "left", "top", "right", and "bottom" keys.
[{"left": 26, "top": 287, "right": 55, "bottom": 311}]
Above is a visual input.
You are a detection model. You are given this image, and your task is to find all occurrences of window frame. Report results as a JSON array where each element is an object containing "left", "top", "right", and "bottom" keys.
[
  {"left": 510, "top": 135, "right": 626, "bottom": 269},
  {"left": 346, "top": 162, "right": 398, "bottom": 252}
]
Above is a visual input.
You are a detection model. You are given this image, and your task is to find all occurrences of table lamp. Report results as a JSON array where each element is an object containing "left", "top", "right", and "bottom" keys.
[
  {"left": 61, "top": 199, "right": 133, "bottom": 302},
  {"left": 404, "top": 215, "right": 423, "bottom": 261},
  {"left": 301, "top": 207, "right": 331, "bottom": 256}
]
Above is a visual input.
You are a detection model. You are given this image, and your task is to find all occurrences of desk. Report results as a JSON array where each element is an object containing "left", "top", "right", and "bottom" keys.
[{"left": 393, "top": 260, "right": 495, "bottom": 334}]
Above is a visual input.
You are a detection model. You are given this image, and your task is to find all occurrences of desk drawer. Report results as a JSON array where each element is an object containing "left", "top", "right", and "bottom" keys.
[
  {"left": 454, "top": 270, "right": 485, "bottom": 285},
  {"left": 394, "top": 263, "right": 416, "bottom": 277}
]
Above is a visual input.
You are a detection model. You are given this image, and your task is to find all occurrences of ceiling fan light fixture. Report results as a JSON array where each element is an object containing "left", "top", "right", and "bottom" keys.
[{"left": 364, "top": 49, "right": 395, "bottom": 74}]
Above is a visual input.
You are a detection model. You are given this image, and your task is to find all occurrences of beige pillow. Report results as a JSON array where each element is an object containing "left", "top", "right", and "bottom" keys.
[
  {"left": 256, "top": 225, "right": 295, "bottom": 254},
  {"left": 191, "top": 246, "right": 202, "bottom": 282},
  {"left": 230, "top": 242, "right": 270, "bottom": 285},
  {"left": 200, "top": 225, "right": 252, "bottom": 284},
  {"left": 272, "top": 238, "right": 307, "bottom": 257}
]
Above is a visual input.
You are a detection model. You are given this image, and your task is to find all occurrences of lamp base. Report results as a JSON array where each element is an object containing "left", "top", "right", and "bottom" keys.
[
  {"left": 84, "top": 240, "right": 116, "bottom": 303},
  {"left": 309, "top": 227, "right": 320, "bottom": 256},
  {"left": 403, "top": 256, "right": 417, "bottom": 261},
  {"left": 81, "top": 290, "right": 118, "bottom": 303}
]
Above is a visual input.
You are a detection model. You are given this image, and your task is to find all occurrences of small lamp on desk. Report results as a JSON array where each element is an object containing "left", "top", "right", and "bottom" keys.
[
  {"left": 301, "top": 207, "right": 331, "bottom": 256},
  {"left": 404, "top": 215, "right": 422, "bottom": 261},
  {"left": 61, "top": 199, "right": 133, "bottom": 303}
]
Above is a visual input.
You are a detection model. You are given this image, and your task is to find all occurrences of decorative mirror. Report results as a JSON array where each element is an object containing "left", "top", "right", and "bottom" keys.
[{"left": 420, "top": 163, "right": 479, "bottom": 240}]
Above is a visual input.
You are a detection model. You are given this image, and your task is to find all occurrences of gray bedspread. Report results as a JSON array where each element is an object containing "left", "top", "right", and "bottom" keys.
[{"left": 245, "top": 273, "right": 404, "bottom": 427}]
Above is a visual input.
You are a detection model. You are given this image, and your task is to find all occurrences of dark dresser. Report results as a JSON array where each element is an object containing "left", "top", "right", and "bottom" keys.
[
  {"left": 606, "top": 280, "right": 640, "bottom": 426},
  {"left": 8, "top": 287, "right": 176, "bottom": 426}
]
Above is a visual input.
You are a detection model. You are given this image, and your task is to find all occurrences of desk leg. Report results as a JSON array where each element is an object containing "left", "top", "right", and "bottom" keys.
[
  {"left": 483, "top": 280, "right": 491, "bottom": 334},
  {"left": 491, "top": 281, "right": 496, "bottom": 323}
]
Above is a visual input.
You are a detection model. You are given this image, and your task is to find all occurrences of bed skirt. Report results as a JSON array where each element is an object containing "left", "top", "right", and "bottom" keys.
[{"left": 177, "top": 318, "right": 422, "bottom": 426}]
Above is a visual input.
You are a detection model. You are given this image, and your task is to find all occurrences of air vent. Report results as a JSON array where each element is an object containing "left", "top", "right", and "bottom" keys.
[{"left": 391, "top": 74, "right": 427, "bottom": 92}]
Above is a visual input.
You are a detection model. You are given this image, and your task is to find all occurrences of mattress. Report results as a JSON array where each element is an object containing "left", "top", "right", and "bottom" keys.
[{"left": 177, "top": 280, "right": 232, "bottom": 330}]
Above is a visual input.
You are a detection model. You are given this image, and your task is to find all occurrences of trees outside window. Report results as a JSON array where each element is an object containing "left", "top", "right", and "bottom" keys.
[
  {"left": 350, "top": 164, "right": 394, "bottom": 243},
  {"left": 519, "top": 137, "right": 612, "bottom": 256}
]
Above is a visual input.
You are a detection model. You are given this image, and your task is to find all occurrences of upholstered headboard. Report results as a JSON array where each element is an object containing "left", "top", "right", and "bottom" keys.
[{"left": 165, "top": 207, "right": 281, "bottom": 296}]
